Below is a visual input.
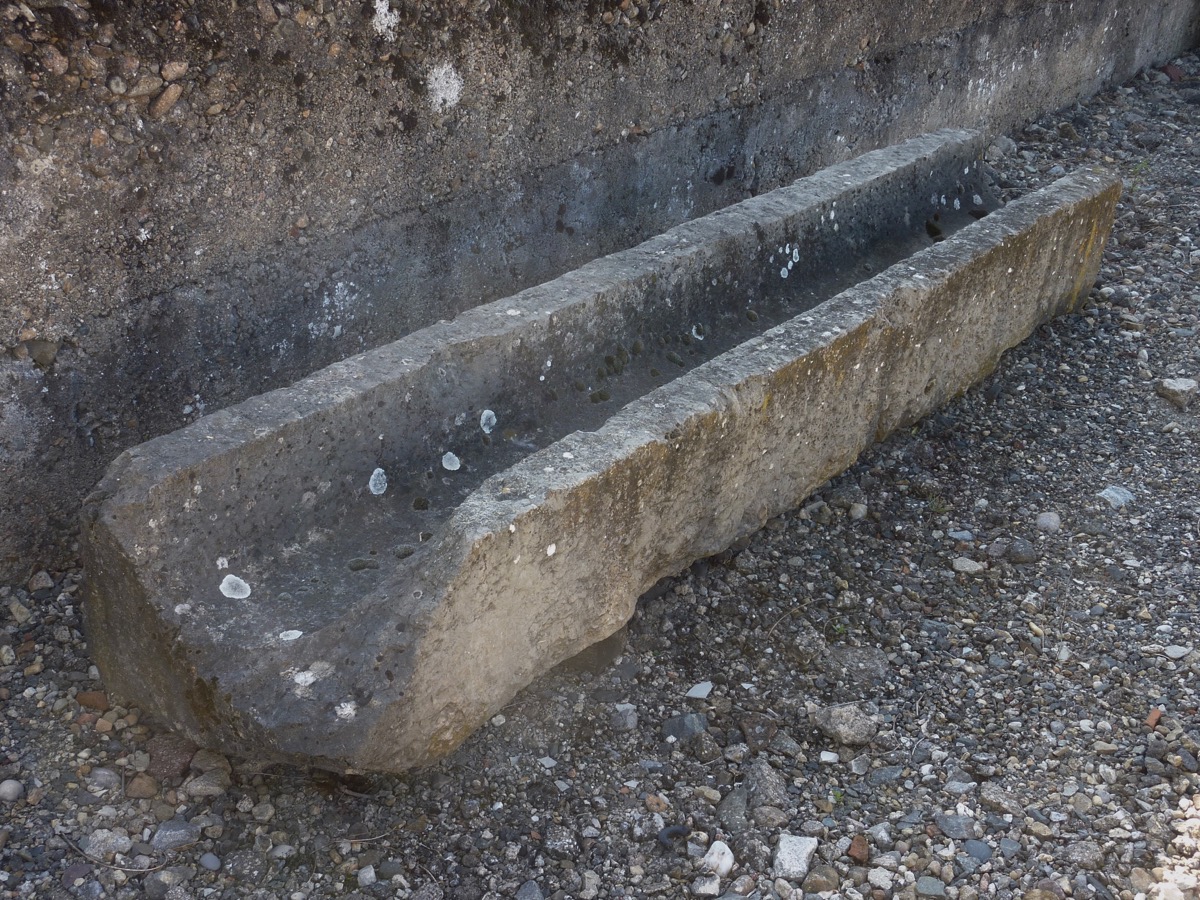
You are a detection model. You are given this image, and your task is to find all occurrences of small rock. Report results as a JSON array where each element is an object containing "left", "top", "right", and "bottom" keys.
[
  {"left": 83, "top": 828, "right": 131, "bottom": 858},
  {"left": 125, "top": 773, "right": 159, "bottom": 799},
  {"left": 1062, "top": 840, "right": 1104, "bottom": 870},
  {"left": 812, "top": 703, "right": 877, "bottom": 745},
  {"left": 149, "top": 83, "right": 184, "bottom": 119},
  {"left": 543, "top": 824, "right": 578, "bottom": 859},
  {"left": 251, "top": 801, "right": 275, "bottom": 823},
  {"left": 848, "top": 502, "right": 868, "bottom": 520},
  {"left": 1007, "top": 538, "right": 1038, "bottom": 564},
  {"left": 0, "top": 779, "right": 25, "bottom": 802},
  {"left": 848, "top": 833, "right": 870, "bottom": 865},
  {"left": 773, "top": 834, "right": 818, "bottom": 880},
  {"left": 357, "top": 865, "right": 377, "bottom": 888},
  {"left": 1164, "top": 645, "right": 1192, "bottom": 660},
  {"left": 146, "top": 733, "right": 198, "bottom": 779},
  {"left": 934, "top": 813, "right": 976, "bottom": 840},
  {"left": 161, "top": 60, "right": 189, "bottom": 81},
  {"left": 76, "top": 691, "right": 109, "bottom": 712},
  {"left": 963, "top": 839, "right": 992, "bottom": 862},
  {"left": 686, "top": 681, "right": 713, "bottom": 699},
  {"left": 611, "top": 703, "right": 638, "bottom": 731},
  {"left": 952, "top": 557, "right": 986, "bottom": 574},
  {"left": 1155, "top": 377, "right": 1197, "bottom": 409},
  {"left": 803, "top": 865, "right": 841, "bottom": 893},
  {"left": 1036, "top": 511, "right": 1062, "bottom": 533},
  {"left": 1097, "top": 485, "right": 1134, "bottom": 509},
  {"left": 868, "top": 867, "right": 895, "bottom": 889},
  {"left": 199, "top": 853, "right": 221, "bottom": 872},
  {"left": 150, "top": 819, "right": 200, "bottom": 852},
  {"left": 866, "top": 765, "right": 904, "bottom": 786},
  {"left": 702, "top": 841, "right": 734, "bottom": 877},
  {"left": 183, "top": 768, "right": 231, "bottom": 799},
  {"left": 663, "top": 712, "right": 708, "bottom": 742},
  {"left": 691, "top": 874, "right": 721, "bottom": 897},
  {"left": 515, "top": 880, "right": 544, "bottom": 900},
  {"left": 917, "top": 874, "right": 947, "bottom": 898},
  {"left": 40, "top": 45, "right": 69, "bottom": 76},
  {"left": 26, "top": 570, "right": 53, "bottom": 592},
  {"left": 126, "top": 73, "right": 164, "bottom": 98},
  {"left": 745, "top": 758, "right": 790, "bottom": 808},
  {"left": 980, "top": 782, "right": 1024, "bottom": 816}
]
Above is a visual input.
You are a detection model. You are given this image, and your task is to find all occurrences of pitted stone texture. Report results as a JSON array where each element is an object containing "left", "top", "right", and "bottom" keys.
[
  {"left": 83, "top": 134, "right": 1119, "bottom": 772},
  {"left": 813, "top": 703, "right": 880, "bottom": 746}
]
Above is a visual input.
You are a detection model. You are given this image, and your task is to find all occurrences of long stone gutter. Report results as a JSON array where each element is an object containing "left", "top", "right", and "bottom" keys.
[{"left": 82, "top": 132, "right": 1120, "bottom": 772}]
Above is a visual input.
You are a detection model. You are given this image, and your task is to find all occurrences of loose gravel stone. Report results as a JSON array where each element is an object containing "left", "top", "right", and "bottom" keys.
[
  {"left": 0, "top": 779, "right": 24, "bottom": 802},
  {"left": 812, "top": 703, "right": 878, "bottom": 745},
  {"left": 773, "top": 834, "right": 818, "bottom": 879}
]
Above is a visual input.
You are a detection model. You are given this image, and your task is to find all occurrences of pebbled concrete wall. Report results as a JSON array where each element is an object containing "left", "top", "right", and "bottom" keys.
[{"left": 2, "top": 0, "right": 1198, "bottom": 580}]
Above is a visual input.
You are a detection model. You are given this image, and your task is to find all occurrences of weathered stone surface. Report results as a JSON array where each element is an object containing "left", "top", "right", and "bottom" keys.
[{"left": 83, "top": 130, "right": 1119, "bottom": 772}]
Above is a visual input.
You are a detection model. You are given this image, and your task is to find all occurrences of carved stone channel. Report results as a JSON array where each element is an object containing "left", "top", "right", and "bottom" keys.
[{"left": 82, "top": 130, "right": 1119, "bottom": 772}]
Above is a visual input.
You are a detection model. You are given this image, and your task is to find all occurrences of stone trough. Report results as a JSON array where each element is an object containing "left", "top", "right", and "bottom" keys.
[{"left": 82, "top": 130, "right": 1120, "bottom": 772}]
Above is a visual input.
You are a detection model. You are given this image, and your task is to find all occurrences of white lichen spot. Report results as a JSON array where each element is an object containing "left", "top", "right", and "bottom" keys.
[
  {"left": 546, "top": 543, "right": 557, "bottom": 557},
  {"left": 953, "top": 197, "right": 961, "bottom": 210},
  {"left": 792, "top": 247, "right": 800, "bottom": 263},
  {"left": 562, "top": 452, "right": 575, "bottom": 460},
  {"left": 279, "top": 630, "right": 303, "bottom": 642},
  {"left": 780, "top": 267, "right": 789, "bottom": 279},
  {"left": 335, "top": 701, "right": 358, "bottom": 720},
  {"left": 973, "top": 193, "right": 984, "bottom": 206},
  {"left": 293, "top": 669, "right": 318, "bottom": 687},
  {"left": 506, "top": 308, "right": 522, "bottom": 317},
  {"left": 480, "top": 410, "right": 497, "bottom": 434},
  {"left": 691, "top": 325, "right": 705, "bottom": 341},
  {"left": 216, "top": 556, "right": 229, "bottom": 570},
  {"left": 192, "top": 483, "right": 203, "bottom": 495},
  {"left": 427, "top": 61, "right": 464, "bottom": 113},
  {"left": 174, "top": 603, "right": 192, "bottom": 616},
  {"left": 371, "top": 0, "right": 399, "bottom": 39},
  {"left": 442, "top": 451, "right": 461, "bottom": 471},
  {"left": 368, "top": 467, "right": 388, "bottom": 495},
  {"left": 219, "top": 574, "right": 251, "bottom": 599}
]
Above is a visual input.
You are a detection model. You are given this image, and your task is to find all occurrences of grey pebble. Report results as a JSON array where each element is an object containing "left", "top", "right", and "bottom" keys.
[
  {"left": 1036, "top": 510, "right": 1062, "bottom": 532},
  {"left": 150, "top": 818, "right": 201, "bottom": 852},
  {"left": 663, "top": 711, "right": 708, "bottom": 741},
  {"left": 916, "top": 874, "right": 947, "bottom": 898},
  {"left": 611, "top": 703, "right": 638, "bottom": 731},
  {"left": 0, "top": 779, "right": 24, "bottom": 802},
  {"left": 199, "top": 852, "right": 221, "bottom": 871},
  {"left": 934, "top": 812, "right": 976, "bottom": 840}
]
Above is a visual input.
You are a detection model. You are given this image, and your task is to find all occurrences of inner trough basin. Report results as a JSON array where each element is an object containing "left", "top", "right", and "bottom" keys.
[
  {"left": 117, "top": 131, "right": 996, "bottom": 638},
  {"left": 83, "top": 128, "right": 1119, "bottom": 771}
]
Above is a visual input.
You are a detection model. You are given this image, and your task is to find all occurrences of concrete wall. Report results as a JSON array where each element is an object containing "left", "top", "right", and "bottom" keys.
[{"left": 2, "top": 0, "right": 1198, "bottom": 581}]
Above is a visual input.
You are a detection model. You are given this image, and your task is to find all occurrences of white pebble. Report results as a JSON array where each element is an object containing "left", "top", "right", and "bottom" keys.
[
  {"left": 686, "top": 681, "right": 713, "bottom": 700},
  {"left": 952, "top": 557, "right": 986, "bottom": 574},
  {"left": 279, "top": 630, "right": 303, "bottom": 642},
  {"left": 368, "top": 467, "right": 388, "bottom": 495},
  {"left": 480, "top": 409, "right": 497, "bottom": 434},
  {"left": 219, "top": 574, "right": 251, "bottom": 599},
  {"left": 1036, "top": 511, "right": 1062, "bottom": 533},
  {"left": 0, "top": 779, "right": 24, "bottom": 802}
]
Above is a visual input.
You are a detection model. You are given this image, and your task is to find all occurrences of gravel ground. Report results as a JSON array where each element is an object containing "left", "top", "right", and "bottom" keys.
[{"left": 2, "top": 54, "right": 1200, "bottom": 900}]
